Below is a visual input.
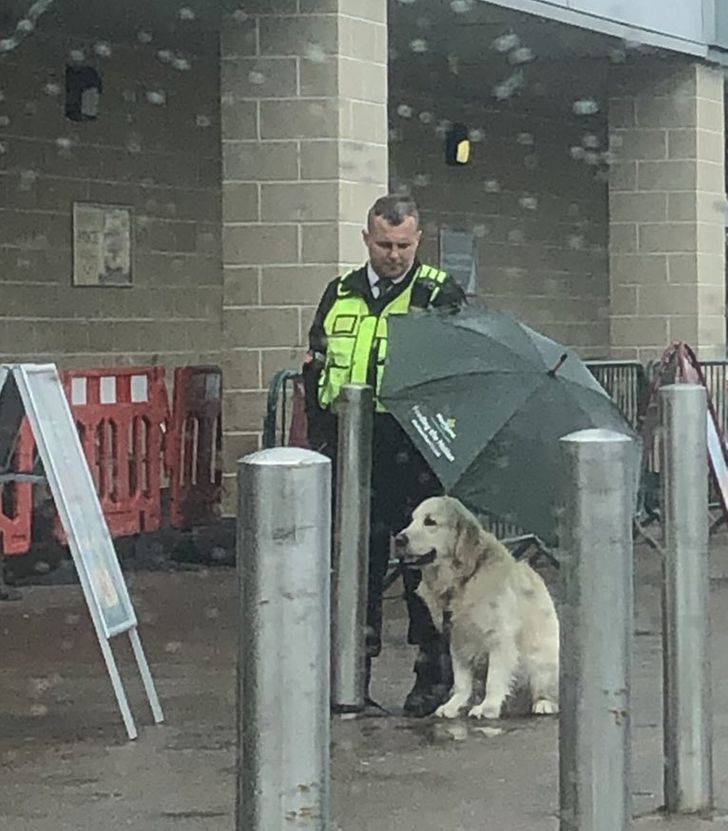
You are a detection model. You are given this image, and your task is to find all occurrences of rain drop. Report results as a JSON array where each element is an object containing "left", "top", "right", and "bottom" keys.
[
  {"left": 30, "top": 704, "right": 49, "bottom": 717},
  {"left": 409, "top": 38, "right": 428, "bottom": 53},
  {"left": 248, "top": 71, "right": 266, "bottom": 85},
  {"left": 178, "top": 6, "right": 196, "bottom": 20},
  {"left": 204, "top": 607, "right": 220, "bottom": 620},
  {"left": 508, "top": 229, "right": 525, "bottom": 245},
  {"left": 146, "top": 90, "right": 167, "bottom": 105},
  {"left": 573, "top": 98, "right": 599, "bottom": 116},
  {"left": 157, "top": 49, "right": 173, "bottom": 63},
  {"left": 55, "top": 136, "right": 72, "bottom": 150},
  {"left": 523, "top": 153, "right": 539, "bottom": 170},
  {"left": 418, "top": 110, "right": 434, "bottom": 124},
  {"left": 509, "top": 47, "right": 535, "bottom": 65},
  {"left": 0, "top": 142, "right": 7, "bottom": 154},
  {"left": 16, "top": 18, "right": 34, "bottom": 34},
  {"left": 412, "top": 173, "right": 431, "bottom": 187},
  {"left": 584, "top": 151, "right": 600, "bottom": 165},
  {"left": 196, "top": 114, "right": 211, "bottom": 128},
  {"left": 492, "top": 33, "right": 520, "bottom": 53},
  {"left": 0, "top": 115, "right": 11, "bottom": 128},
  {"left": 568, "top": 234, "right": 584, "bottom": 250},
  {"left": 94, "top": 41, "right": 112, "bottom": 58},
  {"left": 172, "top": 56, "right": 191, "bottom": 71},
  {"left": 0, "top": 38, "right": 19, "bottom": 53},
  {"left": 516, "top": 132, "right": 534, "bottom": 146},
  {"left": 69, "top": 48, "right": 85, "bottom": 63},
  {"left": 570, "top": 146, "right": 585, "bottom": 161},
  {"left": 518, "top": 195, "right": 538, "bottom": 211},
  {"left": 450, "top": 0, "right": 474, "bottom": 11},
  {"left": 472, "top": 224, "right": 489, "bottom": 238},
  {"left": 44, "top": 82, "right": 61, "bottom": 96},
  {"left": 468, "top": 128, "right": 484, "bottom": 142},
  {"left": 137, "top": 30, "right": 153, "bottom": 43},
  {"left": 396, "top": 104, "right": 414, "bottom": 118},
  {"left": 165, "top": 641, "right": 182, "bottom": 654},
  {"left": 231, "top": 9, "right": 249, "bottom": 21},
  {"left": 19, "top": 170, "right": 38, "bottom": 192},
  {"left": 581, "top": 133, "right": 600, "bottom": 149},
  {"left": 483, "top": 179, "right": 501, "bottom": 193},
  {"left": 304, "top": 43, "right": 327, "bottom": 63}
]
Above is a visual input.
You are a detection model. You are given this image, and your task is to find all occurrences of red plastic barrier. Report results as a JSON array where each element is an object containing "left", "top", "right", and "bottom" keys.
[
  {"left": 56, "top": 366, "right": 170, "bottom": 540},
  {"left": 167, "top": 366, "right": 222, "bottom": 530},
  {"left": 0, "top": 421, "right": 34, "bottom": 556}
]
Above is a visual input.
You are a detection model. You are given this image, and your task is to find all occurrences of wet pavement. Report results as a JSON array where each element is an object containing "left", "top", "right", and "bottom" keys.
[{"left": 2, "top": 539, "right": 728, "bottom": 830}]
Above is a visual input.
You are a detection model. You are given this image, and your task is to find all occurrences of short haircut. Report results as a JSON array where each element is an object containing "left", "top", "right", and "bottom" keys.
[{"left": 367, "top": 195, "right": 420, "bottom": 231}]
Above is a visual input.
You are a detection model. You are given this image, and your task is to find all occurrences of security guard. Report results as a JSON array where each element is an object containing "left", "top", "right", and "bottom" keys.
[{"left": 304, "top": 195, "right": 465, "bottom": 716}]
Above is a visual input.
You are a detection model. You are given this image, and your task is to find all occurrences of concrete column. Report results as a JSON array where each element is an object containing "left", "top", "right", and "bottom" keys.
[
  {"left": 219, "top": 0, "right": 388, "bottom": 511},
  {"left": 608, "top": 60, "right": 726, "bottom": 363}
]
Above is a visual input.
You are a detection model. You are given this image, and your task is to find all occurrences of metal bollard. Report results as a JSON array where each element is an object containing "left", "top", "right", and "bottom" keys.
[
  {"left": 559, "top": 428, "right": 635, "bottom": 831},
  {"left": 331, "top": 383, "right": 373, "bottom": 712},
  {"left": 660, "top": 384, "right": 713, "bottom": 815},
  {"left": 237, "top": 447, "right": 331, "bottom": 831}
]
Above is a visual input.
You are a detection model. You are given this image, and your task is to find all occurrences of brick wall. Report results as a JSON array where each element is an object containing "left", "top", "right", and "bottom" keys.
[
  {"left": 220, "top": 2, "right": 388, "bottom": 509},
  {"left": 608, "top": 60, "right": 726, "bottom": 361},
  {"left": 0, "top": 26, "right": 222, "bottom": 373},
  {"left": 389, "top": 93, "right": 611, "bottom": 357}
]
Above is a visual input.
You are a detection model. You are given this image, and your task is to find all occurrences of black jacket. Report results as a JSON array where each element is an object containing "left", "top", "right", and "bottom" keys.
[
  {"left": 308, "top": 260, "right": 466, "bottom": 356},
  {"left": 304, "top": 260, "right": 466, "bottom": 449}
]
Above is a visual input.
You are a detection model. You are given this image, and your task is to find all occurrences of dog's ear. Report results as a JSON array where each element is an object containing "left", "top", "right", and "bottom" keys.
[{"left": 453, "top": 512, "right": 484, "bottom": 574}]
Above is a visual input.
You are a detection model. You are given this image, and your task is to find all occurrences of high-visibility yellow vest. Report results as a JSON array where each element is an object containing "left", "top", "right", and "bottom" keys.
[{"left": 318, "top": 264, "right": 448, "bottom": 412}]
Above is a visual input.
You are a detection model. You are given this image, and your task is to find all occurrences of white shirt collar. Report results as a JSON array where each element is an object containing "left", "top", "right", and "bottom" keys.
[{"left": 366, "top": 261, "right": 406, "bottom": 294}]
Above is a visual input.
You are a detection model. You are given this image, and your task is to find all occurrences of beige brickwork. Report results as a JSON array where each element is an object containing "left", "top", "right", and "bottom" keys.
[
  {"left": 389, "top": 94, "right": 610, "bottom": 356},
  {"left": 0, "top": 25, "right": 223, "bottom": 374},
  {"left": 608, "top": 60, "right": 726, "bottom": 361},
  {"left": 221, "top": 1, "right": 388, "bottom": 511}
]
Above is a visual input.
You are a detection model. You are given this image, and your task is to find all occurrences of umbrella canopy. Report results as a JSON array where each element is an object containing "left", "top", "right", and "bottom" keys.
[{"left": 379, "top": 307, "right": 640, "bottom": 545}]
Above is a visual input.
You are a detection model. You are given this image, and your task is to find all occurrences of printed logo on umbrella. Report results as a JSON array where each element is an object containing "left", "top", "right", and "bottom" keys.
[{"left": 410, "top": 404, "right": 456, "bottom": 462}]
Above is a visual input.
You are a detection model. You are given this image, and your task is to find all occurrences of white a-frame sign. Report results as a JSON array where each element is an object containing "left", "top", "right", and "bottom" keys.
[{"left": 0, "top": 364, "right": 163, "bottom": 740}]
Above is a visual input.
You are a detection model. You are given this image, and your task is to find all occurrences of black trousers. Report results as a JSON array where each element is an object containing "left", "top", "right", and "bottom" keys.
[{"left": 315, "top": 411, "right": 442, "bottom": 659}]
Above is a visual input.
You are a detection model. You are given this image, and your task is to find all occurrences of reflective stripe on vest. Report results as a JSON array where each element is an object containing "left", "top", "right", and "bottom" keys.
[{"left": 318, "top": 264, "right": 448, "bottom": 412}]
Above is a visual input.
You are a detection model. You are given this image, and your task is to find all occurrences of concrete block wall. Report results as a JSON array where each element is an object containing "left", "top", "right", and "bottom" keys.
[
  {"left": 608, "top": 59, "right": 726, "bottom": 361},
  {"left": 0, "top": 27, "right": 223, "bottom": 372},
  {"left": 389, "top": 93, "right": 611, "bottom": 357},
  {"left": 220, "top": 1, "right": 388, "bottom": 509}
]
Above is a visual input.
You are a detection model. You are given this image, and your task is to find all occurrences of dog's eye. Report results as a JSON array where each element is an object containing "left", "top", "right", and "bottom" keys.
[{"left": 424, "top": 516, "right": 437, "bottom": 527}]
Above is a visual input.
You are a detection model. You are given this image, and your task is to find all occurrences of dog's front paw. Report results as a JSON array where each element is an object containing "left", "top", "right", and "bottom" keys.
[
  {"left": 532, "top": 699, "right": 559, "bottom": 716},
  {"left": 468, "top": 701, "right": 501, "bottom": 720},
  {"left": 435, "top": 701, "right": 462, "bottom": 719}
]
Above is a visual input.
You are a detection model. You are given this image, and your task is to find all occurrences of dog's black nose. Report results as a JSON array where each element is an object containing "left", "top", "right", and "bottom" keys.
[{"left": 395, "top": 533, "right": 408, "bottom": 549}]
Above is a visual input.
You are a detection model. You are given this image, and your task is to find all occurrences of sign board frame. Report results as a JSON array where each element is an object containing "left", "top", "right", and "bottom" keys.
[{"left": 0, "top": 364, "right": 163, "bottom": 740}]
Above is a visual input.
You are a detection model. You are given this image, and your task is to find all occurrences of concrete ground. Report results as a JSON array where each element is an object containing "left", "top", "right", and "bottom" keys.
[{"left": 2, "top": 539, "right": 728, "bottom": 830}]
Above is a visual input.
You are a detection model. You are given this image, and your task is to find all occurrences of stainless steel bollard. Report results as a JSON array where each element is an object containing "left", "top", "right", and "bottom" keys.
[
  {"left": 237, "top": 447, "right": 331, "bottom": 831},
  {"left": 331, "top": 383, "right": 373, "bottom": 712},
  {"left": 559, "top": 428, "right": 635, "bottom": 831},
  {"left": 660, "top": 384, "right": 713, "bottom": 815}
]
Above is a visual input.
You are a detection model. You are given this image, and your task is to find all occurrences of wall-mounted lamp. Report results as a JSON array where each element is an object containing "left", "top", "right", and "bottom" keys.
[
  {"left": 445, "top": 122, "right": 471, "bottom": 166},
  {"left": 65, "top": 66, "right": 102, "bottom": 121}
]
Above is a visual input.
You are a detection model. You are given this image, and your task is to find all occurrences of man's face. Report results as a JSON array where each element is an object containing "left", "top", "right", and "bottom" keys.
[{"left": 362, "top": 214, "right": 422, "bottom": 281}]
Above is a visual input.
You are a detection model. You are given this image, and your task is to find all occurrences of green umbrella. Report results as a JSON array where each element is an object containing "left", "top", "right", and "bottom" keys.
[{"left": 379, "top": 307, "right": 640, "bottom": 545}]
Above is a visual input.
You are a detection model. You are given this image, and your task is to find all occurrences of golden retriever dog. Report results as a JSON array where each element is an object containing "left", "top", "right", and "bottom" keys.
[{"left": 395, "top": 496, "right": 559, "bottom": 720}]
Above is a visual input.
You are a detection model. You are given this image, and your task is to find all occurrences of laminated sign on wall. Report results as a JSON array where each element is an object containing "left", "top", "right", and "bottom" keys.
[
  {"left": 0, "top": 364, "right": 163, "bottom": 740},
  {"left": 439, "top": 228, "right": 479, "bottom": 295}
]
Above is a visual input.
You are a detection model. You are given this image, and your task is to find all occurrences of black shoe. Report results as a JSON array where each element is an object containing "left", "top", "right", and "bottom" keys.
[{"left": 403, "top": 677, "right": 450, "bottom": 718}]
